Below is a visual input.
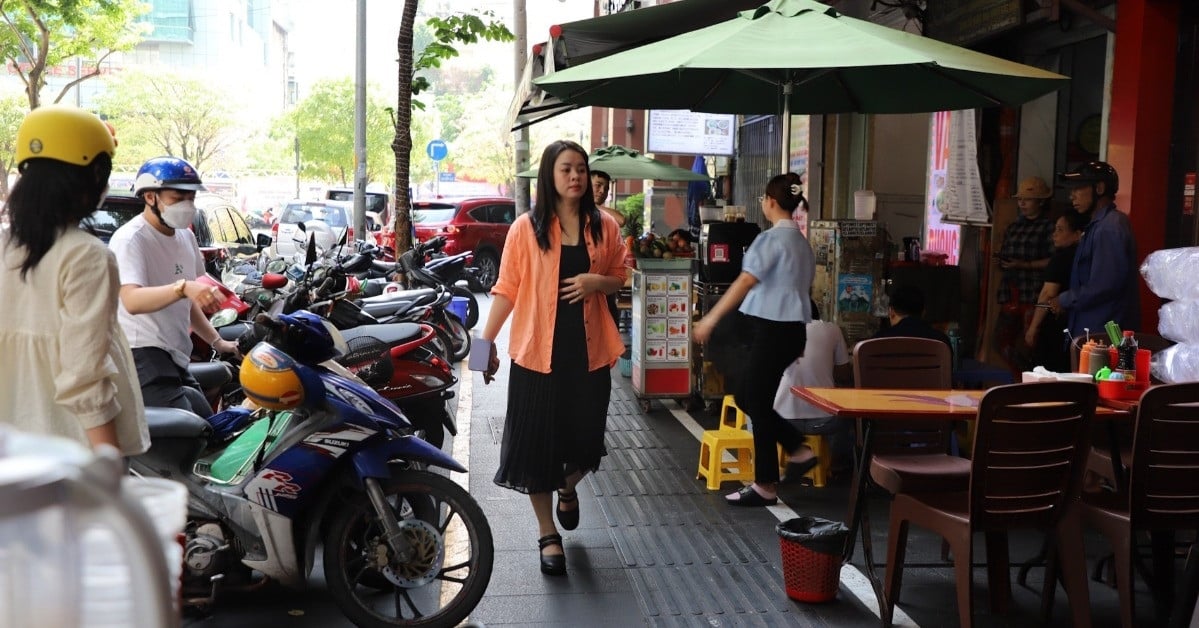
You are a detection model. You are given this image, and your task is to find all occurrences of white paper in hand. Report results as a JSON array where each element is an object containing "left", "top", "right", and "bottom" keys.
[{"left": 468, "top": 336, "right": 493, "bottom": 372}]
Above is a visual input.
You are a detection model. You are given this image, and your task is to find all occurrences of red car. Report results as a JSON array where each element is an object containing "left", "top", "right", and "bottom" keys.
[{"left": 411, "top": 197, "right": 514, "bottom": 290}]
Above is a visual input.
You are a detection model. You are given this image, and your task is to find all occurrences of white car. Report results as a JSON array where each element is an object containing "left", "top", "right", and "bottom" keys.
[{"left": 271, "top": 200, "right": 353, "bottom": 257}]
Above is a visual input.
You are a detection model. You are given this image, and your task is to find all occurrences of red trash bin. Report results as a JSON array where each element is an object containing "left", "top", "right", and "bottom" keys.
[{"left": 776, "top": 517, "right": 848, "bottom": 603}]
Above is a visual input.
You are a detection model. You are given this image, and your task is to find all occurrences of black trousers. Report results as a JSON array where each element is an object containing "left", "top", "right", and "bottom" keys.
[
  {"left": 132, "top": 347, "right": 213, "bottom": 418},
  {"left": 733, "top": 315, "right": 807, "bottom": 483}
]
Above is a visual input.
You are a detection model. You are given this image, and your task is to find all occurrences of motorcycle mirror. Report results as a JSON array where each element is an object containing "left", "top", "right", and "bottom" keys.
[
  {"left": 305, "top": 235, "right": 318, "bottom": 265},
  {"left": 255, "top": 233, "right": 272, "bottom": 250},
  {"left": 209, "top": 308, "right": 238, "bottom": 328}
]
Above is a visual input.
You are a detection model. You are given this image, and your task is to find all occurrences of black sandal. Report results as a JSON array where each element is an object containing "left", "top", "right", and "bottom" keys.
[
  {"left": 538, "top": 533, "right": 566, "bottom": 575},
  {"left": 725, "top": 485, "right": 778, "bottom": 507},
  {"left": 780, "top": 457, "right": 819, "bottom": 484},
  {"left": 556, "top": 489, "right": 579, "bottom": 531}
]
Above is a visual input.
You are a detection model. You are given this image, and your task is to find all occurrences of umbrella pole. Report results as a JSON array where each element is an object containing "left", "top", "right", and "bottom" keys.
[{"left": 779, "top": 81, "right": 793, "bottom": 175}]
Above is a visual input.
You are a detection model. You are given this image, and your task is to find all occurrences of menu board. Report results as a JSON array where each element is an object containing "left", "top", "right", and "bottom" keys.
[
  {"left": 643, "top": 270, "right": 690, "bottom": 364},
  {"left": 647, "top": 110, "right": 736, "bottom": 156}
]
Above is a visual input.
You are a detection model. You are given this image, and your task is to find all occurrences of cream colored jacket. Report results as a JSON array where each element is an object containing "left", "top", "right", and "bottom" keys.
[{"left": 0, "top": 226, "right": 149, "bottom": 455}]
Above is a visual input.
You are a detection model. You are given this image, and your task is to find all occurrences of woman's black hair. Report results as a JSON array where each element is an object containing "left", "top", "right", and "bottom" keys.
[
  {"left": 764, "top": 172, "right": 805, "bottom": 212},
  {"left": 5, "top": 154, "right": 112, "bottom": 280},
  {"left": 532, "top": 140, "right": 603, "bottom": 251}
]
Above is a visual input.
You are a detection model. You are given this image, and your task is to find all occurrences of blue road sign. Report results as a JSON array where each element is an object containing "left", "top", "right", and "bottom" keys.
[
  {"left": 427, "top": 139, "right": 448, "bottom": 161},
  {"left": 439, "top": 171, "right": 456, "bottom": 183}
]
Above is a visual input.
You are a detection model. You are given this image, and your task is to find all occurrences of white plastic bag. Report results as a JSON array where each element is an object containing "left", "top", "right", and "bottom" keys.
[
  {"left": 1156, "top": 299, "right": 1199, "bottom": 344},
  {"left": 1150, "top": 343, "right": 1199, "bottom": 384},
  {"left": 1140, "top": 248, "right": 1199, "bottom": 301}
]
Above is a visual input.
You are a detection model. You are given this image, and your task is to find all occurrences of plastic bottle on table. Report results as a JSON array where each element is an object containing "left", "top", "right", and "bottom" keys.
[{"left": 1117, "top": 331, "right": 1138, "bottom": 380}]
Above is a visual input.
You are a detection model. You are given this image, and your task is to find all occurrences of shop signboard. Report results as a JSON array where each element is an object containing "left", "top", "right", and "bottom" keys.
[
  {"left": 789, "top": 115, "right": 811, "bottom": 237},
  {"left": 926, "top": 0, "right": 1021, "bottom": 46},
  {"left": 924, "top": 111, "right": 962, "bottom": 265},
  {"left": 647, "top": 110, "right": 736, "bottom": 156}
]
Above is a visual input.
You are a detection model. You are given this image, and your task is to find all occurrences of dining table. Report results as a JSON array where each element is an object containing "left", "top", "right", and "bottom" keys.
[{"left": 789, "top": 385, "right": 1132, "bottom": 622}]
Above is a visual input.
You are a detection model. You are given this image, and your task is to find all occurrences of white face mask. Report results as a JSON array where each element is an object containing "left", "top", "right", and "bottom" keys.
[{"left": 160, "top": 198, "right": 197, "bottom": 230}]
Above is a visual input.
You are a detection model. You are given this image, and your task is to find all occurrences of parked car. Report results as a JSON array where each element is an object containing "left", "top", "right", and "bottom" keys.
[
  {"left": 411, "top": 197, "right": 514, "bottom": 290},
  {"left": 85, "top": 192, "right": 257, "bottom": 275},
  {"left": 271, "top": 199, "right": 354, "bottom": 257}
]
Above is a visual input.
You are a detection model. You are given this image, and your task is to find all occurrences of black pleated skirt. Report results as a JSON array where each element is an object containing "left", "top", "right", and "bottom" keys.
[{"left": 493, "top": 242, "right": 612, "bottom": 494}]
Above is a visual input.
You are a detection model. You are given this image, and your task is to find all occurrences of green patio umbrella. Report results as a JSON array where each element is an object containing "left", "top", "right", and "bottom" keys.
[
  {"left": 535, "top": 0, "right": 1068, "bottom": 170},
  {"left": 516, "top": 144, "right": 710, "bottom": 181}
]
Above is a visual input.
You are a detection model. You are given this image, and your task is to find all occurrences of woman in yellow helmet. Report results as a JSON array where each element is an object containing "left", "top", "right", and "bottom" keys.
[{"left": 0, "top": 105, "right": 149, "bottom": 455}]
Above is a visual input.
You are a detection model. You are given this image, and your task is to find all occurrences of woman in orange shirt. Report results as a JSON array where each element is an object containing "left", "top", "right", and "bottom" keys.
[{"left": 479, "top": 140, "right": 627, "bottom": 576}]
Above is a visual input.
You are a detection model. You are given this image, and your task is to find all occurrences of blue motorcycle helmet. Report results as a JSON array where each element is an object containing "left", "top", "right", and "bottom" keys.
[
  {"left": 133, "top": 156, "right": 206, "bottom": 197},
  {"left": 277, "top": 310, "right": 345, "bottom": 364}
]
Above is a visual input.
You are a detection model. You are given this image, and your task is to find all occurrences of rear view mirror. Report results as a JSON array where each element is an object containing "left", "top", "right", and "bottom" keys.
[{"left": 305, "top": 236, "right": 317, "bottom": 265}]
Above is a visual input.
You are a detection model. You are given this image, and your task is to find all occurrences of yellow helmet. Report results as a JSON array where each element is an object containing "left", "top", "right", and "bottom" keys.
[
  {"left": 241, "top": 344, "right": 307, "bottom": 410},
  {"left": 15, "top": 105, "right": 116, "bottom": 168}
]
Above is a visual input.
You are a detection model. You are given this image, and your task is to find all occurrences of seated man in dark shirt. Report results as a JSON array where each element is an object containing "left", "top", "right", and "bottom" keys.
[{"left": 872, "top": 284, "right": 952, "bottom": 350}]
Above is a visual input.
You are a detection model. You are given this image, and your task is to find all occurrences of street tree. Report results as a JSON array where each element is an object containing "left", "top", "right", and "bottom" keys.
[
  {"left": 94, "top": 68, "right": 236, "bottom": 172},
  {"left": 392, "top": 6, "right": 512, "bottom": 253},
  {"left": 0, "top": 0, "right": 148, "bottom": 109},
  {"left": 0, "top": 90, "right": 26, "bottom": 198},
  {"left": 277, "top": 77, "right": 395, "bottom": 186}
]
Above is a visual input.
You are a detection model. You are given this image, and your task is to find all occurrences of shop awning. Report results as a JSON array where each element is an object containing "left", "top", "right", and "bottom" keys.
[{"left": 506, "top": 0, "right": 763, "bottom": 131}]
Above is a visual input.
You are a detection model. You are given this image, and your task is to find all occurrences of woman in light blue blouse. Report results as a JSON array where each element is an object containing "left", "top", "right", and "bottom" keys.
[{"left": 694, "top": 172, "right": 814, "bottom": 507}]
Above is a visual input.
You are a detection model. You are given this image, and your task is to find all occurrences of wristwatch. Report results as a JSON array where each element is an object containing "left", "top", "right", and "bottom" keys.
[{"left": 173, "top": 279, "right": 187, "bottom": 299}]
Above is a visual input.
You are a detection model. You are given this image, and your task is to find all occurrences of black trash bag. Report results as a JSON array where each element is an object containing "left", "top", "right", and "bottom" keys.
[{"left": 776, "top": 517, "right": 849, "bottom": 557}]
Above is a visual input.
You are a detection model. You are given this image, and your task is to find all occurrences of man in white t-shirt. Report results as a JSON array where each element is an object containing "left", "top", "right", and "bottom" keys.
[
  {"left": 774, "top": 303, "right": 853, "bottom": 472},
  {"left": 110, "top": 157, "right": 239, "bottom": 417}
]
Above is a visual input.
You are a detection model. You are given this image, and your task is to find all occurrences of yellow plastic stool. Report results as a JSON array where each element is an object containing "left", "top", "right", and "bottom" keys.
[
  {"left": 719, "top": 394, "right": 748, "bottom": 430},
  {"left": 777, "top": 435, "right": 832, "bottom": 488},
  {"left": 697, "top": 429, "right": 755, "bottom": 490}
]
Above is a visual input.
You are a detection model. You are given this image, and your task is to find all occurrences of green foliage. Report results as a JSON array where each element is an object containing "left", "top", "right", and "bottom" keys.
[
  {"left": 409, "top": 11, "right": 512, "bottom": 110},
  {"left": 94, "top": 69, "right": 236, "bottom": 172},
  {"left": 619, "top": 193, "right": 645, "bottom": 237},
  {"left": 277, "top": 78, "right": 395, "bottom": 185},
  {"left": 0, "top": 0, "right": 148, "bottom": 108},
  {"left": 0, "top": 89, "right": 27, "bottom": 197},
  {"left": 449, "top": 82, "right": 512, "bottom": 187}
]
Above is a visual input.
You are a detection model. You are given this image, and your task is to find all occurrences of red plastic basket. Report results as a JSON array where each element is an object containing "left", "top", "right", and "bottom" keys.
[{"left": 779, "top": 537, "right": 841, "bottom": 603}]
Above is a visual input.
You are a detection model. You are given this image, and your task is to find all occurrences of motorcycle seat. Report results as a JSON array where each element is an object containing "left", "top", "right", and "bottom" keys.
[
  {"left": 218, "top": 321, "right": 254, "bottom": 342},
  {"left": 145, "top": 407, "right": 213, "bottom": 439},
  {"left": 189, "top": 362, "right": 232, "bottom": 389},
  {"left": 340, "top": 322, "right": 425, "bottom": 346}
]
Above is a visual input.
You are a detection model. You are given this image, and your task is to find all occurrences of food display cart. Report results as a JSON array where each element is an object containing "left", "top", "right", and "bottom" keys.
[{"left": 630, "top": 259, "right": 694, "bottom": 411}]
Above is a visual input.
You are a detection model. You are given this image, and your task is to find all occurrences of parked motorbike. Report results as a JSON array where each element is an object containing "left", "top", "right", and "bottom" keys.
[
  {"left": 359, "top": 237, "right": 480, "bottom": 330},
  {"left": 130, "top": 311, "right": 493, "bottom": 627}
]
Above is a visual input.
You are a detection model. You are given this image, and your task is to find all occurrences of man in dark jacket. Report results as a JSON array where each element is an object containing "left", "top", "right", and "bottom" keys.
[{"left": 872, "top": 284, "right": 952, "bottom": 351}]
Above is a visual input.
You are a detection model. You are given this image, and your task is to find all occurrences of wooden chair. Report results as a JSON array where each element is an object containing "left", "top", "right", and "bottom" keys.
[
  {"left": 1078, "top": 382, "right": 1199, "bottom": 628},
  {"left": 884, "top": 382, "right": 1098, "bottom": 628},
  {"left": 853, "top": 337, "right": 966, "bottom": 495}
]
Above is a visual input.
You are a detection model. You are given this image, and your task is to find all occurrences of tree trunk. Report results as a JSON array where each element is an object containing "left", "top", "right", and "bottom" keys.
[{"left": 391, "top": 0, "right": 418, "bottom": 255}]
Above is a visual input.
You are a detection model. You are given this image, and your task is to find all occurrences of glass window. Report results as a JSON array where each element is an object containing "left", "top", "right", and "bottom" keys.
[{"left": 412, "top": 205, "right": 457, "bottom": 223}]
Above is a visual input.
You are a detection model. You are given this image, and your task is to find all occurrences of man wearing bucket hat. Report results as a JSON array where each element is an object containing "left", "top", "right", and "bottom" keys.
[
  {"left": 1047, "top": 161, "right": 1139, "bottom": 337},
  {"left": 994, "top": 176, "right": 1055, "bottom": 366}
]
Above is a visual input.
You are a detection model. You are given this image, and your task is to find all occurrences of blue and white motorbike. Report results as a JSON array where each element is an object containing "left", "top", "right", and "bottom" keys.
[{"left": 130, "top": 311, "right": 492, "bottom": 627}]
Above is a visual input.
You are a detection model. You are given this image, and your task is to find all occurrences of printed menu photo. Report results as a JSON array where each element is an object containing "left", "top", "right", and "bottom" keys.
[
  {"left": 645, "top": 297, "right": 668, "bottom": 317},
  {"left": 646, "top": 319, "right": 667, "bottom": 339},
  {"left": 667, "top": 296, "right": 689, "bottom": 316},
  {"left": 645, "top": 340, "right": 668, "bottom": 361},
  {"left": 667, "top": 276, "right": 688, "bottom": 295},
  {"left": 667, "top": 318, "right": 688, "bottom": 339},
  {"left": 646, "top": 275, "right": 667, "bottom": 295},
  {"left": 666, "top": 340, "right": 689, "bottom": 362}
]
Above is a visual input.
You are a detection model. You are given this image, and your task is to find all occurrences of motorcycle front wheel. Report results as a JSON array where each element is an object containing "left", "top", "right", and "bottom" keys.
[{"left": 323, "top": 470, "right": 494, "bottom": 628}]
